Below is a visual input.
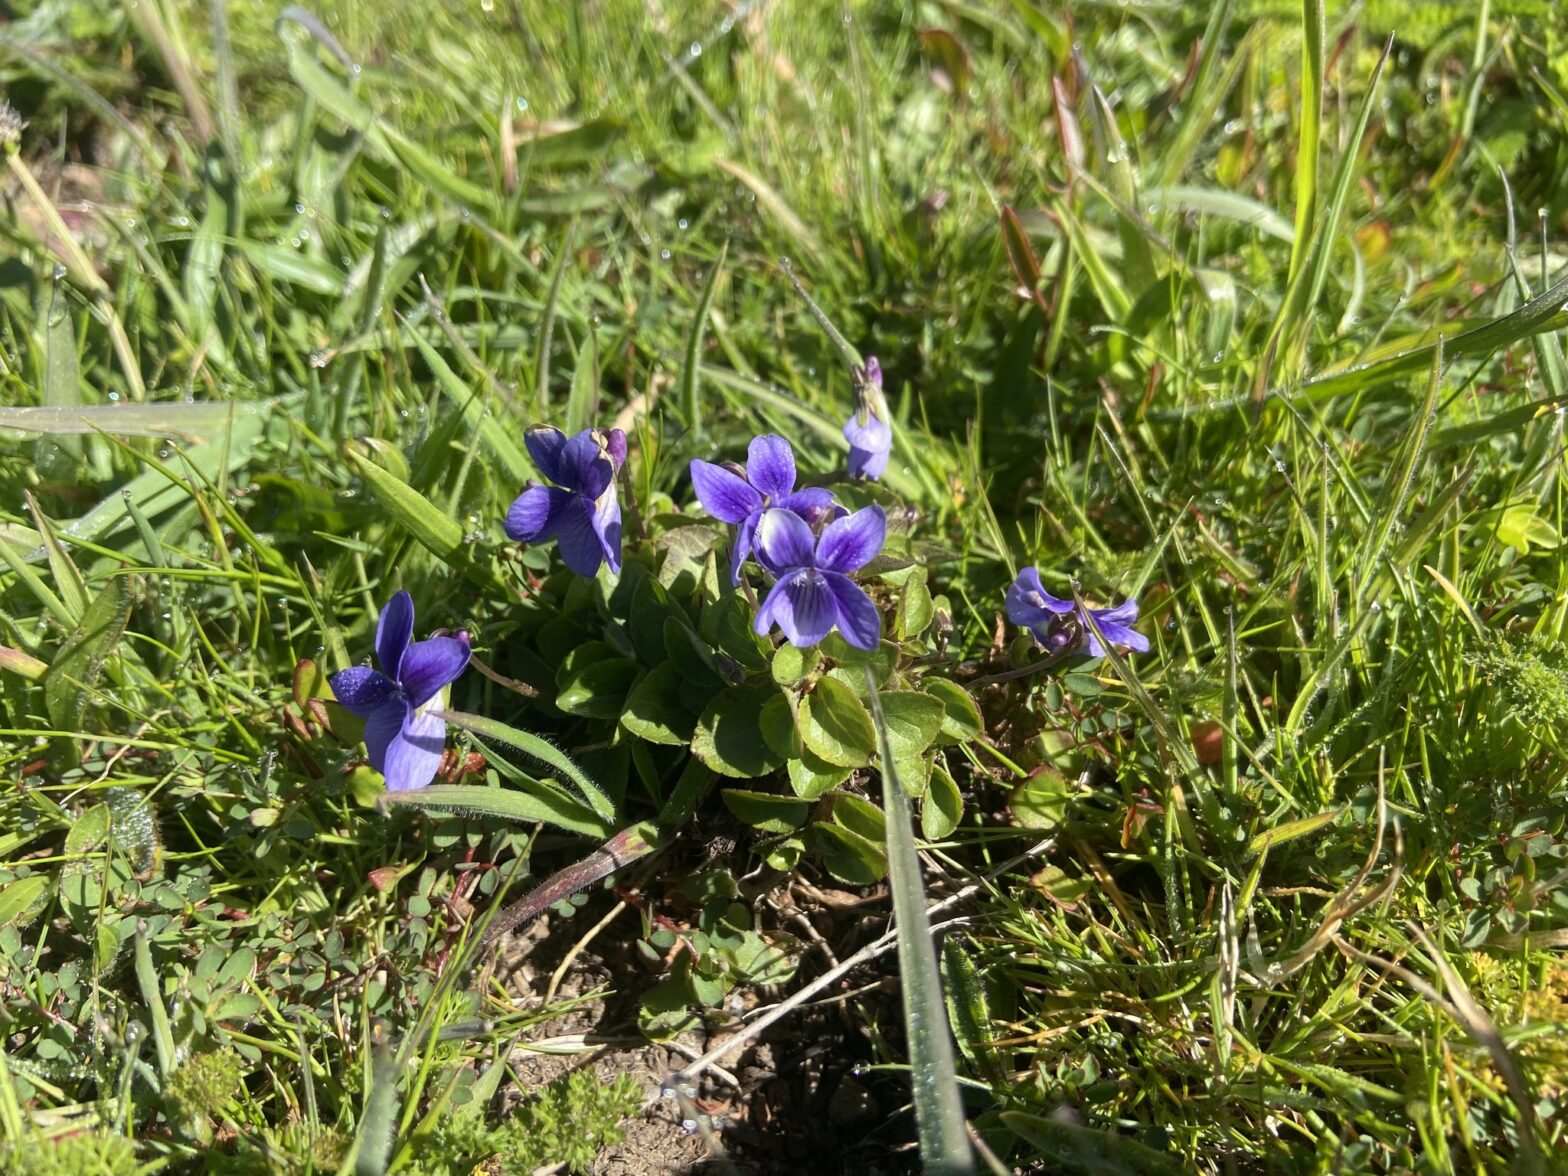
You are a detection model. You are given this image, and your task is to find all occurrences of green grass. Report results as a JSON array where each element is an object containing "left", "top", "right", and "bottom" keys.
[{"left": 5, "top": 0, "right": 1568, "bottom": 1171}]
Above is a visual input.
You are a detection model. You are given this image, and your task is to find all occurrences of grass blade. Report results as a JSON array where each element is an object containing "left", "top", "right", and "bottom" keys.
[
  {"left": 864, "top": 669, "right": 973, "bottom": 1175},
  {"left": 1286, "top": 0, "right": 1325, "bottom": 284},
  {"left": 436, "top": 709, "right": 616, "bottom": 822},
  {"left": 380, "top": 784, "right": 610, "bottom": 838},
  {"left": 680, "top": 240, "right": 728, "bottom": 433}
]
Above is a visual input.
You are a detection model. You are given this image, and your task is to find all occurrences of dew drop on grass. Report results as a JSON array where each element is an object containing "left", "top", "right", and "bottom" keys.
[
  {"left": 108, "top": 391, "right": 120, "bottom": 402},
  {"left": 678, "top": 218, "right": 689, "bottom": 230},
  {"left": 516, "top": 97, "right": 529, "bottom": 112},
  {"left": 688, "top": 41, "right": 702, "bottom": 58},
  {"left": 660, "top": 249, "right": 672, "bottom": 261},
  {"left": 680, "top": 1119, "right": 698, "bottom": 1134}
]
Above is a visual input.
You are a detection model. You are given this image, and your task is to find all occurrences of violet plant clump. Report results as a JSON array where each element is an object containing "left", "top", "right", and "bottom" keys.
[
  {"left": 752, "top": 504, "right": 887, "bottom": 650},
  {"left": 328, "top": 590, "right": 471, "bottom": 792},
  {"left": 505, "top": 425, "right": 627, "bottom": 577},
  {"left": 689, "top": 434, "right": 840, "bottom": 584},
  {"left": 1005, "top": 567, "right": 1149, "bottom": 656}
]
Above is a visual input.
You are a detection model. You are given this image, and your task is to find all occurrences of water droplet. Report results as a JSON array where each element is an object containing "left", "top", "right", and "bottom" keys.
[
  {"left": 678, "top": 218, "right": 689, "bottom": 230},
  {"left": 108, "top": 391, "right": 121, "bottom": 402},
  {"left": 516, "top": 97, "right": 529, "bottom": 112},
  {"left": 351, "top": 63, "right": 363, "bottom": 76},
  {"left": 660, "top": 249, "right": 672, "bottom": 261},
  {"left": 680, "top": 1118, "right": 698, "bottom": 1133},
  {"left": 294, "top": 202, "right": 306, "bottom": 215},
  {"left": 779, "top": 256, "right": 792, "bottom": 271},
  {"left": 688, "top": 41, "right": 702, "bottom": 58}
]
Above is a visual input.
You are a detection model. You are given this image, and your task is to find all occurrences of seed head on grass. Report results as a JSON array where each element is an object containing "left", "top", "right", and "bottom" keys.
[{"left": 0, "top": 99, "right": 23, "bottom": 150}]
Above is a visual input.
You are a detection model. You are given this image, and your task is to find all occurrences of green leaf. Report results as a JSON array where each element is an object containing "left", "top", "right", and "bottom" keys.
[
  {"left": 922, "top": 765, "right": 963, "bottom": 840},
  {"left": 65, "top": 803, "right": 112, "bottom": 857},
  {"left": 830, "top": 793, "right": 886, "bottom": 843},
  {"left": 720, "top": 789, "right": 810, "bottom": 834},
  {"left": 821, "top": 635, "right": 899, "bottom": 687},
  {"left": 941, "top": 938, "right": 998, "bottom": 1079},
  {"left": 878, "top": 691, "right": 946, "bottom": 761},
  {"left": 787, "top": 748, "right": 850, "bottom": 800},
  {"left": 921, "top": 678, "right": 985, "bottom": 744},
  {"left": 799, "top": 677, "right": 877, "bottom": 768},
  {"left": 45, "top": 575, "right": 133, "bottom": 737},
  {"left": 555, "top": 647, "right": 638, "bottom": 720},
  {"left": 760, "top": 691, "right": 800, "bottom": 759},
  {"left": 895, "top": 566, "right": 935, "bottom": 639},
  {"left": 436, "top": 709, "right": 615, "bottom": 822},
  {"left": 1247, "top": 807, "right": 1345, "bottom": 856},
  {"left": 622, "top": 662, "right": 698, "bottom": 745},
  {"left": 381, "top": 784, "right": 611, "bottom": 839},
  {"left": 808, "top": 822, "right": 887, "bottom": 886},
  {"left": 0, "top": 875, "right": 51, "bottom": 928},
  {"left": 352, "top": 455, "right": 464, "bottom": 559},
  {"left": 771, "top": 642, "right": 821, "bottom": 686},
  {"left": 692, "top": 684, "right": 787, "bottom": 779},
  {"left": 1009, "top": 767, "right": 1070, "bottom": 831}
]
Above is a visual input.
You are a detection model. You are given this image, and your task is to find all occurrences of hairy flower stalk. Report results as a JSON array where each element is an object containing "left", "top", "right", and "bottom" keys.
[{"left": 329, "top": 591, "right": 471, "bottom": 792}]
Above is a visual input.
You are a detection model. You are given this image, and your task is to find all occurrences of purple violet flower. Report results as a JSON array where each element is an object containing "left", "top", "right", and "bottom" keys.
[
  {"left": 689, "top": 434, "right": 840, "bottom": 585},
  {"left": 752, "top": 505, "right": 885, "bottom": 650},
  {"left": 505, "top": 426, "right": 626, "bottom": 577},
  {"left": 1004, "top": 567, "right": 1149, "bottom": 657},
  {"left": 844, "top": 357, "right": 892, "bottom": 481},
  {"left": 329, "top": 590, "right": 470, "bottom": 792}
]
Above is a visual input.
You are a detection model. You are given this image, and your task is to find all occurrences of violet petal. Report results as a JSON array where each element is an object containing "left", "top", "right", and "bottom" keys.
[
  {"left": 824, "top": 570, "right": 880, "bottom": 650},
  {"left": 505, "top": 484, "right": 569, "bottom": 542},
  {"left": 382, "top": 706, "right": 446, "bottom": 792},
  {"left": 817, "top": 505, "right": 886, "bottom": 575},
  {"left": 554, "top": 496, "right": 607, "bottom": 577},
  {"left": 755, "top": 568, "right": 836, "bottom": 647},
  {"left": 328, "top": 666, "right": 401, "bottom": 717},
  {"left": 560, "top": 430, "right": 615, "bottom": 498},
  {"left": 753, "top": 508, "right": 817, "bottom": 575},
  {"left": 398, "top": 634, "right": 471, "bottom": 709},
  {"left": 525, "top": 425, "right": 569, "bottom": 485},
  {"left": 375, "top": 590, "right": 414, "bottom": 678},
  {"left": 746, "top": 434, "right": 796, "bottom": 500},
  {"left": 690, "top": 459, "right": 763, "bottom": 524}
]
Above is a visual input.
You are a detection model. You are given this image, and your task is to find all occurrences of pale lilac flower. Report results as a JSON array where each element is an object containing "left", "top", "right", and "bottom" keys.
[
  {"left": 1005, "top": 567, "right": 1148, "bottom": 657},
  {"left": 506, "top": 426, "right": 626, "bottom": 577},
  {"left": 752, "top": 505, "right": 885, "bottom": 650},
  {"left": 689, "top": 434, "right": 839, "bottom": 584},
  {"left": 329, "top": 591, "right": 470, "bottom": 792},
  {"left": 844, "top": 357, "right": 892, "bottom": 481}
]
